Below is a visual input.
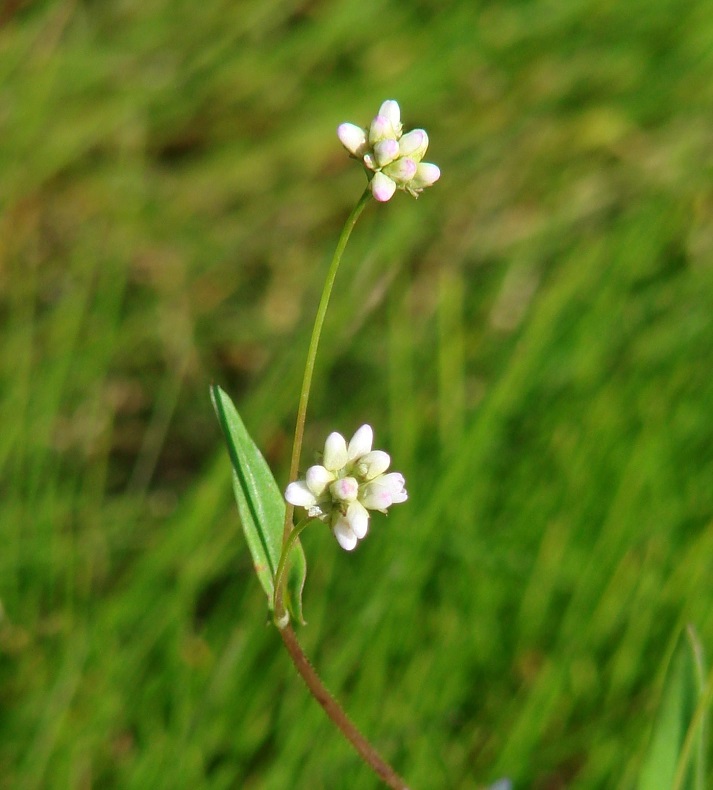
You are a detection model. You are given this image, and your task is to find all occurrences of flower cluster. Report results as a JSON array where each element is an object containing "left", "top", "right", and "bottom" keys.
[
  {"left": 338, "top": 100, "right": 440, "bottom": 202},
  {"left": 285, "top": 425, "right": 408, "bottom": 551}
]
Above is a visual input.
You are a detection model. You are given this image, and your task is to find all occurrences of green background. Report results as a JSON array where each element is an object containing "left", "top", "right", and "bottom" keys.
[{"left": 2, "top": 0, "right": 712, "bottom": 787}]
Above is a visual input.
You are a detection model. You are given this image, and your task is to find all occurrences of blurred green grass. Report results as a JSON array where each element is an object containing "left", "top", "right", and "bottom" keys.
[{"left": 2, "top": 0, "right": 713, "bottom": 787}]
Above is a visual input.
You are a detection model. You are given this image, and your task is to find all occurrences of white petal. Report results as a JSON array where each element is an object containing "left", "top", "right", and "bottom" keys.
[
  {"left": 411, "top": 162, "right": 440, "bottom": 189},
  {"left": 323, "top": 432, "right": 348, "bottom": 471},
  {"left": 305, "top": 465, "right": 335, "bottom": 496},
  {"left": 330, "top": 476, "right": 359, "bottom": 503},
  {"left": 359, "top": 472, "right": 407, "bottom": 512},
  {"left": 285, "top": 481, "right": 318, "bottom": 508},
  {"left": 380, "top": 472, "right": 407, "bottom": 495},
  {"left": 378, "top": 100, "right": 402, "bottom": 136},
  {"left": 347, "top": 424, "right": 373, "bottom": 461},
  {"left": 359, "top": 482, "right": 393, "bottom": 512},
  {"left": 333, "top": 516, "right": 358, "bottom": 551},
  {"left": 398, "top": 129, "right": 428, "bottom": 162},
  {"left": 371, "top": 172, "right": 396, "bottom": 202},
  {"left": 337, "top": 123, "right": 368, "bottom": 157},
  {"left": 347, "top": 501, "right": 370, "bottom": 539},
  {"left": 356, "top": 450, "right": 391, "bottom": 480}
]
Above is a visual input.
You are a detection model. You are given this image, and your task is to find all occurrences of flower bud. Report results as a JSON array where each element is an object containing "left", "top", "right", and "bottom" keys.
[
  {"left": 306, "top": 465, "right": 334, "bottom": 496},
  {"left": 347, "top": 424, "right": 373, "bottom": 461},
  {"left": 285, "top": 481, "right": 318, "bottom": 508},
  {"left": 323, "top": 432, "right": 348, "bottom": 471},
  {"left": 398, "top": 129, "right": 429, "bottom": 162},
  {"left": 359, "top": 481, "right": 394, "bottom": 512},
  {"left": 355, "top": 450, "right": 391, "bottom": 480},
  {"left": 410, "top": 163, "right": 441, "bottom": 190},
  {"left": 360, "top": 472, "right": 408, "bottom": 511},
  {"left": 332, "top": 515, "right": 358, "bottom": 551},
  {"left": 374, "top": 139, "right": 400, "bottom": 168},
  {"left": 330, "top": 476, "right": 359, "bottom": 503},
  {"left": 383, "top": 157, "right": 418, "bottom": 184},
  {"left": 370, "top": 171, "right": 397, "bottom": 202},
  {"left": 369, "top": 114, "right": 397, "bottom": 145},
  {"left": 346, "top": 501, "right": 370, "bottom": 539},
  {"left": 337, "top": 123, "right": 368, "bottom": 157},
  {"left": 378, "top": 100, "right": 402, "bottom": 137}
]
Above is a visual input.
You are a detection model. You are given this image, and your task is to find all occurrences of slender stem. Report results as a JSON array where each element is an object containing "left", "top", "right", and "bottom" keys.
[
  {"left": 272, "top": 517, "right": 312, "bottom": 615},
  {"left": 275, "top": 186, "right": 372, "bottom": 618},
  {"left": 279, "top": 624, "right": 410, "bottom": 790},
  {"left": 274, "top": 187, "right": 409, "bottom": 787},
  {"left": 283, "top": 186, "right": 371, "bottom": 542}
]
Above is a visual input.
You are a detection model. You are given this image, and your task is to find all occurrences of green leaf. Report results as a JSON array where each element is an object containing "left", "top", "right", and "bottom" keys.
[
  {"left": 638, "top": 625, "right": 708, "bottom": 790},
  {"left": 211, "top": 384, "right": 306, "bottom": 625}
]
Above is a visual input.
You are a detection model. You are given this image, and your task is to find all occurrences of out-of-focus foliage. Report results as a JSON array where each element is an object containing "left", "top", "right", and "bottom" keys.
[{"left": 1, "top": 0, "right": 712, "bottom": 787}]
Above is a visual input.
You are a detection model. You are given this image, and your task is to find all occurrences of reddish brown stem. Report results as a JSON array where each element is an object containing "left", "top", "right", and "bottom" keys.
[{"left": 279, "top": 625, "right": 410, "bottom": 790}]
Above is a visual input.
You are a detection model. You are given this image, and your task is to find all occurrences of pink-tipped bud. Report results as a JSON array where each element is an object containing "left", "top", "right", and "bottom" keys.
[
  {"left": 370, "top": 172, "right": 397, "bottom": 202},
  {"left": 330, "top": 476, "right": 359, "bottom": 503},
  {"left": 378, "top": 100, "right": 402, "bottom": 137},
  {"left": 411, "top": 162, "right": 441, "bottom": 190},
  {"left": 383, "top": 157, "right": 418, "bottom": 184},
  {"left": 337, "top": 123, "right": 368, "bottom": 157},
  {"left": 374, "top": 139, "right": 400, "bottom": 168},
  {"left": 369, "top": 114, "right": 397, "bottom": 145},
  {"left": 398, "top": 129, "right": 428, "bottom": 162}
]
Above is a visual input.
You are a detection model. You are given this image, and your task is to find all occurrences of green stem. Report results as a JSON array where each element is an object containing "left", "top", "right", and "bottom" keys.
[
  {"left": 272, "top": 517, "right": 311, "bottom": 616},
  {"left": 276, "top": 186, "right": 371, "bottom": 617}
]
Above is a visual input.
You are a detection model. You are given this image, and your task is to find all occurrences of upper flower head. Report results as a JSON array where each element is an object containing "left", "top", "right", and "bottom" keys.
[
  {"left": 284, "top": 424, "right": 408, "bottom": 551},
  {"left": 337, "top": 100, "right": 440, "bottom": 203}
]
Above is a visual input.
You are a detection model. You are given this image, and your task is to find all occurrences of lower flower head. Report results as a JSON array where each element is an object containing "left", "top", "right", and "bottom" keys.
[{"left": 285, "top": 424, "right": 408, "bottom": 550}]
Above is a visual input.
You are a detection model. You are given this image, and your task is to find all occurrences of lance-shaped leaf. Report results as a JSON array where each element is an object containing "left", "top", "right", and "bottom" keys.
[{"left": 211, "top": 385, "right": 306, "bottom": 625}]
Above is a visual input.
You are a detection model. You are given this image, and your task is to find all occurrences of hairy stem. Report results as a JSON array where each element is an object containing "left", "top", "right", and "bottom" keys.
[{"left": 279, "top": 624, "right": 410, "bottom": 790}]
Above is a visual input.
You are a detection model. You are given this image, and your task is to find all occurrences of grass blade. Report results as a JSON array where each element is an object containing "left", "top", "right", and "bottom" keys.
[{"left": 638, "top": 625, "right": 708, "bottom": 790}]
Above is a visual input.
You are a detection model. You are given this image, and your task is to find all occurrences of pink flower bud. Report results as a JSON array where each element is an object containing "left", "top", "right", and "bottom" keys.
[
  {"left": 411, "top": 162, "right": 441, "bottom": 189},
  {"left": 374, "top": 139, "right": 400, "bottom": 168},
  {"left": 383, "top": 157, "right": 418, "bottom": 185},
  {"left": 371, "top": 172, "right": 397, "bottom": 202},
  {"left": 398, "top": 129, "right": 428, "bottom": 162},
  {"left": 330, "top": 476, "right": 359, "bottom": 503},
  {"left": 337, "top": 123, "right": 368, "bottom": 157},
  {"left": 369, "top": 114, "right": 397, "bottom": 145}
]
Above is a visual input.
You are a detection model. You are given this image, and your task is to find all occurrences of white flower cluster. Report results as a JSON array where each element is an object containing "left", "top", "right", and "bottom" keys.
[
  {"left": 285, "top": 425, "right": 408, "bottom": 551},
  {"left": 337, "top": 100, "right": 440, "bottom": 202}
]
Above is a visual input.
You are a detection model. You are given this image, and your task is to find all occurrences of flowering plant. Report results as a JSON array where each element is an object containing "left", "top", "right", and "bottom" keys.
[{"left": 212, "top": 99, "right": 438, "bottom": 790}]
